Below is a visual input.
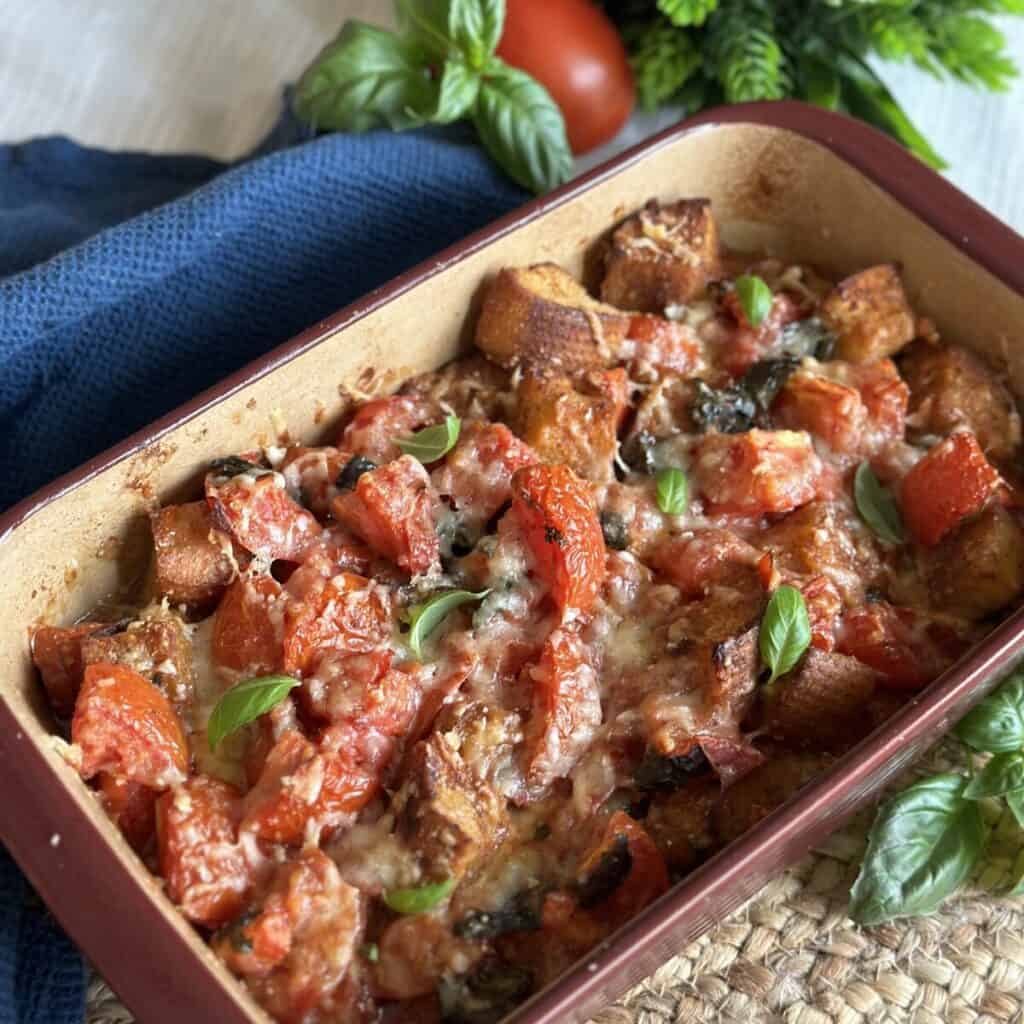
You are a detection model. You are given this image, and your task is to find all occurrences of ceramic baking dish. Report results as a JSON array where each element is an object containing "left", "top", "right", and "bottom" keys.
[{"left": 2, "top": 101, "right": 1024, "bottom": 1024}]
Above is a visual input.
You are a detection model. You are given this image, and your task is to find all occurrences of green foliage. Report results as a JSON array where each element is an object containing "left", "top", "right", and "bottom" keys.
[{"left": 609, "top": 0, "right": 1022, "bottom": 168}]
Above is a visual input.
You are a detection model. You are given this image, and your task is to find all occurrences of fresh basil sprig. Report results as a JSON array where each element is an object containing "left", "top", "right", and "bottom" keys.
[
  {"left": 397, "top": 415, "right": 461, "bottom": 463},
  {"left": 207, "top": 674, "right": 300, "bottom": 751},
  {"left": 734, "top": 274, "right": 773, "bottom": 328},
  {"left": 848, "top": 773, "right": 986, "bottom": 925},
  {"left": 407, "top": 588, "right": 490, "bottom": 658},
  {"left": 655, "top": 466, "right": 688, "bottom": 516},
  {"left": 384, "top": 877, "right": 456, "bottom": 914},
  {"left": 956, "top": 671, "right": 1024, "bottom": 753},
  {"left": 854, "top": 462, "right": 905, "bottom": 546},
  {"left": 294, "top": 1, "right": 572, "bottom": 194},
  {"left": 963, "top": 751, "right": 1024, "bottom": 800},
  {"left": 759, "top": 585, "right": 810, "bottom": 686}
]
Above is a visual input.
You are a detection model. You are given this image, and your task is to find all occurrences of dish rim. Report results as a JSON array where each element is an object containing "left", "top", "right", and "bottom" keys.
[{"left": 2, "top": 100, "right": 1024, "bottom": 1024}]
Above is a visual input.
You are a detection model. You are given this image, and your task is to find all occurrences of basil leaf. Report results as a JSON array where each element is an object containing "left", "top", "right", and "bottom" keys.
[
  {"left": 964, "top": 751, "right": 1024, "bottom": 800},
  {"left": 1006, "top": 846, "right": 1024, "bottom": 897},
  {"left": 955, "top": 670, "right": 1024, "bottom": 753},
  {"left": 434, "top": 59, "right": 480, "bottom": 123},
  {"left": 777, "top": 316, "right": 836, "bottom": 360},
  {"left": 408, "top": 589, "right": 490, "bottom": 659},
  {"left": 760, "top": 585, "right": 811, "bottom": 685},
  {"left": 734, "top": 274, "right": 772, "bottom": 328},
  {"left": 397, "top": 415, "right": 461, "bottom": 462},
  {"left": 854, "top": 462, "right": 906, "bottom": 546},
  {"left": 393, "top": 0, "right": 451, "bottom": 59},
  {"left": 473, "top": 59, "right": 572, "bottom": 194},
  {"left": 360, "top": 942, "right": 380, "bottom": 963},
  {"left": 1005, "top": 788, "right": 1024, "bottom": 830},
  {"left": 655, "top": 467, "right": 689, "bottom": 516},
  {"left": 384, "top": 877, "right": 456, "bottom": 914},
  {"left": 690, "top": 379, "right": 757, "bottom": 434},
  {"left": 207, "top": 675, "right": 300, "bottom": 751},
  {"left": 449, "top": 0, "right": 504, "bottom": 68},
  {"left": 848, "top": 774, "right": 986, "bottom": 925},
  {"left": 294, "top": 21, "right": 437, "bottom": 132},
  {"left": 742, "top": 356, "right": 801, "bottom": 412}
]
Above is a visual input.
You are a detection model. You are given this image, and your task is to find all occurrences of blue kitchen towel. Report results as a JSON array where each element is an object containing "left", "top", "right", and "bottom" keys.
[{"left": 0, "top": 108, "right": 526, "bottom": 1023}]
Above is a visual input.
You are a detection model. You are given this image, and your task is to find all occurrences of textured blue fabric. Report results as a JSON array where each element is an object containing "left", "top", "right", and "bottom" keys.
[{"left": 0, "top": 112, "right": 525, "bottom": 1023}]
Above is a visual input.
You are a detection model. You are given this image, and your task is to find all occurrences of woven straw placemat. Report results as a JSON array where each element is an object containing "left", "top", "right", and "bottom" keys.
[{"left": 84, "top": 739, "right": 1024, "bottom": 1024}]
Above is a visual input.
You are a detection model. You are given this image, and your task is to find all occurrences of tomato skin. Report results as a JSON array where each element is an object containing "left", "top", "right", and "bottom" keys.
[
  {"left": 774, "top": 371, "right": 867, "bottom": 455},
  {"left": 31, "top": 622, "right": 108, "bottom": 718},
  {"left": 627, "top": 315, "right": 705, "bottom": 375},
  {"left": 99, "top": 772, "right": 157, "bottom": 853},
  {"left": 510, "top": 463, "right": 606, "bottom": 617},
  {"left": 801, "top": 575, "right": 842, "bottom": 652},
  {"left": 339, "top": 395, "right": 437, "bottom": 464},
  {"left": 212, "top": 575, "right": 286, "bottom": 676},
  {"left": 72, "top": 663, "right": 189, "bottom": 788},
  {"left": 901, "top": 431, "right": 1001, "bottom": 546},
  {"left": 496, "top": 0, "right": 635, "bottom": 155},
  {"left": 332, "top": 455, "right": 441, "bottom": 576},
  {"left": 157, "top": 775, "right": 252, "bottom": 929}
]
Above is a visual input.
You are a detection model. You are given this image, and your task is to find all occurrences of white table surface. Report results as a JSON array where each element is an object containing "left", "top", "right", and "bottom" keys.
[{"left": 1, "top": 2, "right": 1022, "bottom": 233}]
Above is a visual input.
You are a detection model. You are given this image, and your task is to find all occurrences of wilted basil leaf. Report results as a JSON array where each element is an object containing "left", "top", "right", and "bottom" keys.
[
  {"left": 956, "top": 671, "right": 1024, "bottom": 753},
  {"left": 207, "top": 675, "right": 300, "bottom": 751},
  {"left": 407, "top": 588, "right": 490, "bottom": 659},
  {"left": 599, "top": 510, "right": 630, "bottom": 551},
  {"left": 743, "top": 356, "right": 801, "bottom": 412},
  {"left": 734, "top": 274, "right": 773, "bottom": 327},
  {"left": 385, "top": 877, "right": 456, "bottom": 914},
  {"left": 577, "top": 835, "right": 632, "bottom": 908},
  {"left": 848, "top": 773, "right": 985, "bottom": 925},
  {"left": 964, "top": 751, "right": 1024, "bottom": 800},
  {"left": 854, "top": 462, "right": 906, "bottom": 545},
  {"left": 454, "top": 891, "right": 542, "bottom": 940},
  {"left": 336, "top": 454, "right": 377, "bottom": 490},
  {"left": 760, "top": 585, "right": 811, "bottom": 685},
  {"left": 634, "top": 746, "right": 711, "bottom": 792},
  {"left": 655, "top": 466, "right": 689, "bottom": 516},
  {"left": 690, "top": 379, "right": 756, "bottom": 433},
  {"left": 778, "top": 316, "right": 836, "bottom": 360},
  {"left": 397, "top": 415, "right": 461, "bottom": 462}
]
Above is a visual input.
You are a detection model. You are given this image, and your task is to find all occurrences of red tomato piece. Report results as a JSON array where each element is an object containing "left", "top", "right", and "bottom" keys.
[
  {"left": 240, "top": 729, "right": 379, "bottom": 845},
  {"left": 837, "top": 602, "right": 965, "bottom": 690},
  {"left": 98, "top": 772, "right": 157, "bottom": 853},
  {"left": 339, "top": 395, "right": 437, "bottom": 463},
  {"left": 718, "top": 292, "right": 804, "bottom": 378},
  {"left": 332, "top": 455, "right": 441, "bottom": 576},
  {"left": 156, "top": 775, "right": 252, "bottom": 929},
  {"left": 521, "top": 627, "right": 602, "bottom": 795},
  {"left": 214, "top": 850, "right": 363, "bottom": 1022},
  {"left": 280, "top": 445, "right": 349, "bottom": 518},
  {"left": 31, "top": 621, "right": 108, "bottom": 718},
  {"left": 850, "top": 358, "right": 909, "bottom": 444},
  {"left": 577, "top": 811, "right": 669, "bottom": 925},
  {"left": 901, "top": 431, "right": 1001, "bottom": 546},
  {"left": 212, "top": 575, "right": 287, "bottom": 676},
  {"left": 432, "top": 421, "right": 537, "bottom": 536},
  {"left": 282, "top": 572, "right": 392, "bottom": 677},
  {"left": 774, "top": 370, "right": 867, "bottom": 454},
  {"left": 72, "top": 663, "right": 188, "bottom": 788},
  {"left": 496, "top": 0, "right": 634, "bottom": 156},
  {"left": 801, "top": 575, "right": 842, "bottom": 652},
  {"left": 648, "top": 529, "right": 763, "bottom": 599},
  {"left": 627, "top": 315, "right": 705, "bottom": 375},
  {"left": 694, "top": 429, "right": 824, "bottom": 517},
  {"left": 510, "top": 463, "right": 606, "bottom": 617},
  {"left": 207, "top": 469, "right": 322, "bottom": 562}
]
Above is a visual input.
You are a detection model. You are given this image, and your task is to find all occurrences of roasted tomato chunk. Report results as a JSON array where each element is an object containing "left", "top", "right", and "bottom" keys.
[
  {"left": 332, "top": 455, "right": 440, "bottom": 576},
  {"left": 280, "top": 445, "right": 349, "bottom": 518},
  {"left": 31, "top": 621, "right": 109, "bottom": 718},
  {"left": 283, "top": 572, "right": 391, "bottom": 677},
  {"left": 206, "top": 466, "right": 321, "bottom": 562},
  {"left": 649, "top": 528, "right": 762, "bottom": 599},
  {"left": 837, "top": 602, "right": 966, "bottom": 691},
  {"left": 72, "top": 663, "right": 188, "bottom": 788},
  {"left": 157, "top": 775, "right": 252, "bottom": 928},
  {"left": 339, "top": 394, "right": 438, "bottom": 463},
  {"left": 214, "top": 850, "right": 363, "bottom": 1023},
  {"left": 773, "top": 370, "right": 867, "bottom": 454},
  {"left": 99, "top": 773, "right": 158, "bottom": 853},
  {"left": 509, "top": 463, "right": 606, "bottom": 617},
  {"left": 694, "top": 429, "right": 825, "bottom": 517},
  {"left": 901, "top": 431, "right": 1001, "bottom": 546},
  {"left": 625, "top": 314, "right": 705, "bottom": 375},
  {"left": 213, "top": 575, "right": 287, "bottom": 676}
]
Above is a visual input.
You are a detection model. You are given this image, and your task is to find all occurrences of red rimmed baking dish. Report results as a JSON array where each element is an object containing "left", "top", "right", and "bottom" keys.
[{"left": 2, "top": 101, "right": 1024, "bottom": 1024}]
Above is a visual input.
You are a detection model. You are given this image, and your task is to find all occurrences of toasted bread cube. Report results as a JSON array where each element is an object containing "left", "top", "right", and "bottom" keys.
[
  {"left": 150, "top": 501, "right": 237, "bottom": 612},
  {"left": 474, "top": 263, "right": 631, "bottom": 373},
  {"left": 773, "top": 369, "right": 867, "bottom": 454},
  {"left": 516, "top": 367, "right": 627, "bottom": 483},
  {"left": 819, "top": 264, "right": 915, "bottom": 363},
  {"left": 601, "top": 199, "right": 721, "bottom": 311},
  {"left": 31, "top": 622, "right": 110, "bottom": 718},
  {"left": 901, "top": 341, "right": 1021, "bottom": 461},
  {"left": 82, "top": 614, "right": 194, "bottom": 704},
  {"left": 926, "top": 505, "right": 1024, "bottom": 619}
]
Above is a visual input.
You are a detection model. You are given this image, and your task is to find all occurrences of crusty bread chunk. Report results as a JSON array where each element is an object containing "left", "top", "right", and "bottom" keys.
[
  {"left": 819, "top": 264, "right": 915, "bottom": 363},
  {"left": 474, "top": 263, "right": 632, "bottom": 373},
  {"left": 601, "top": 198, "right": 721, "bottom": 312}
]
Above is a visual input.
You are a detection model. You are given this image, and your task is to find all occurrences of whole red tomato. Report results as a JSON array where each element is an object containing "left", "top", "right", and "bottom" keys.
[{"left": 497, "top": 0, "right": 635, "bottom": 155}]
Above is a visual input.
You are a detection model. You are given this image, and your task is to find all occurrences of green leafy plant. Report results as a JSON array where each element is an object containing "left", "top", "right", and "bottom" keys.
[
  {"left": 607, "top": 0, "right": 1023, "bottom": 168},
  {"left": 207, "top": 674, "right": 300, "bottom": 751},
  {"left": 384, "top": 877, "right": 457, "bottom": 913},
  {"left": 734, "top": 273, "right": 772, "bottom": 327},
  {"left": 850, "top": 669, "right": 1024, "bottom": 924},
  {"left": 759, "top": 584, "right": 810, "bottom": 686},
  {"left": 397, "top": 415, "right": 462, "bottom": 462},
  {"left": 406, "top": 588, "right": 490, "bottom": 658},
  {"left": 655, "top": 466, "right": 689, "bottom": 514},
  {"left": 294, "top": 0, "right": 572, "bottom": 192},
  {"left": 854, "top": 462, "right": 906, "bottom": 546}
]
